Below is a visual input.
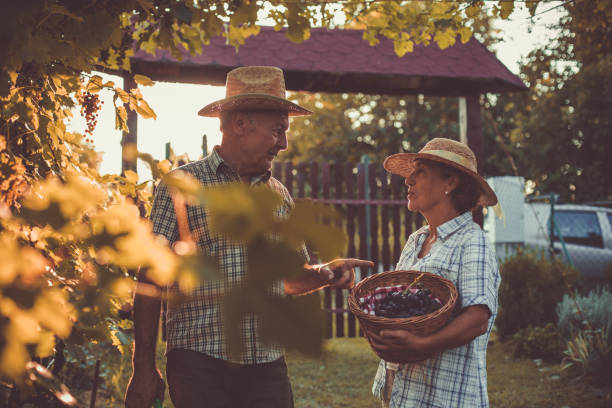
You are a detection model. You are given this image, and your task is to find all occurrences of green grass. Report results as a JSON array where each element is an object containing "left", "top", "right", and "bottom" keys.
[
  {"left": 106, "top": 334, "right": 612, "bottom": 407},
  {"left": 286, "top": 338, "right": 381, "bottom": 408},
  {"left": 286, "top": 334, "right": 612, "bottom": 408}
]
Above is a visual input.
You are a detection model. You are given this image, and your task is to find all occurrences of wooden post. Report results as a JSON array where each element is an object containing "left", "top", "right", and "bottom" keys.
[
  {"left": 391, "top": 175, "right": 403, "bottom": 264},
  {"left": 334, "top": 164, "right": 345, "bottom": 338},
  {"left": 121, "top": 73, "right": 138, "bottom": 174},
  {"left": 90, "top": 359, "right": 101, "bottom": 408},
  {"left": 368, "top": 163, "right": 379, "bottom": 276},
  {"left": 297, "top": 162, "right": 307, "bottom": 198},
  {"left": 465, "top": 93, "right": 484, "bottom": 228},
  {"left": 321, "top": 163, "right": 333, "bottom": 338},
  {"left": 380, "top": 166, "right": 391, "bottom": 272},
  {"left": 344, "top": 163, "right": 357, "bottom": 338}
]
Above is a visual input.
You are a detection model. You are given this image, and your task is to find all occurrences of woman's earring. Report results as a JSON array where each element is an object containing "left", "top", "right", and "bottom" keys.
[{"left": 444, "top": 191, "right": 449, "bottom": 195}]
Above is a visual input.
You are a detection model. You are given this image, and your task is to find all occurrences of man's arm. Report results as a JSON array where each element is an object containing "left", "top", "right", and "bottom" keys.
[
  {"left": 284, "top": 258, "right": 374, "bottom": 295},
  {"left": 125, "top": 270, "right": 165, "bottom": 408}
]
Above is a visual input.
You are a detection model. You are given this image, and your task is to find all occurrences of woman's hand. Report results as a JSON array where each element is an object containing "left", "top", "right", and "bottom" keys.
[
  {"left": 369, "top": 305, "right": 491, "bottom": 363},
  {"left": 369, "top": 329, "right": 435, "bottom": 363}
]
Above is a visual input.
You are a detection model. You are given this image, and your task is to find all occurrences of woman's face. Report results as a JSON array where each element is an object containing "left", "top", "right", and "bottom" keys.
[{"left": 404, "top": 161, "right": 451, "bottom": 214}]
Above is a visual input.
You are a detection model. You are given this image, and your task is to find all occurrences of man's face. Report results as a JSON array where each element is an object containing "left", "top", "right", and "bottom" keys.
[{"left": 238, "top": 111, "right": 289, "bottom": 174}]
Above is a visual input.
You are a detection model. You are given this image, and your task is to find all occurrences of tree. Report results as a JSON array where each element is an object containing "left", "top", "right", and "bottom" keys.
[
  {"left": 486, "top": 0, "right": 612, "bottom": 202},
  {"left": 0, "top": 0, "right": 586, "bottom": 403},
  {"left": 284, "top": 9, "right": 505, "bottom": 169}
]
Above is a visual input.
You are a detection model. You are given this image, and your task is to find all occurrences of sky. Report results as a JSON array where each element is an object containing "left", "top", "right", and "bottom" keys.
[{"left": 68, "top": 3, "right": 564, "bottom": 180}]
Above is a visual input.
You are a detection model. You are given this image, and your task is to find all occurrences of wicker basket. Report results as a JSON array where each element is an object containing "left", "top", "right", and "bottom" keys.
[{"left": 348, "top": 270, "right": 458, "bottom": 361}]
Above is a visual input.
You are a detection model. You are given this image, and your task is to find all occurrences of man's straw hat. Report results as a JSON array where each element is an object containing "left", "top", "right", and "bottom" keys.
[
  {"left": 198, "top": 66, "right": 312, "bottom": 117},
  {"left": 383, "top": 138, "right": 498, "bottom": 207}
]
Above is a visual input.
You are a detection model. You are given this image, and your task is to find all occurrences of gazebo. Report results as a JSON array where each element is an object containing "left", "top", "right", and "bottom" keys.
[
  {"left": 120, "top": 28, "right": 527, "bottom": 336},
  {"left": 122, "top": 26, "right": 526, "bottom": 173}
]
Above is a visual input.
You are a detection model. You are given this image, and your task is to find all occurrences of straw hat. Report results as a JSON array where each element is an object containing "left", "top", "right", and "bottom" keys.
[
  {"left": 198, "top": 66, "right": 312, "bottom": 117},
  {"left": 383, "top": 138, "right": 498, "bottom": 207}
]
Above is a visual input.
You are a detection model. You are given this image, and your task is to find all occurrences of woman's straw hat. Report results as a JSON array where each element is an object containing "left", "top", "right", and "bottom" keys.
[
  {"left": 383, "top": 138, "right": 498, "bottom": 207},
  {"left": 198, "top": 66, "right": 312, "bottom": 117}
]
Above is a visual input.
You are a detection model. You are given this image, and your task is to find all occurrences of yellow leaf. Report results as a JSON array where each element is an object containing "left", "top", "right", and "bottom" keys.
[
  {"left": 133, "top": 74, "right": 154, "bottom": 86},
  {"left": 115, "top": 88, "right": 129, "bottom": 103},
  {"left": 526, "top": 1, "right": 539, "bottom": 16},
  {"left": 86, "top": 75, "right": 104, "bottom": 94},
  {"left": 466, "top": 2, "right": 482, "bottom": 18},
  {"left": 458, "top": 27, "right": 472, "bottom": 44},
  {"left": 362, "top": 30, "right": 380, "bottom": 46},
  {"left": 0, "top": 339, "right": 28, "bottom": 379},
  {"left": 157, "top": 160, "right": 172, "bottom": 175},
  {"left": 434, "top": 27, "right": 456, "bottom": 50},
  {"left": 393, "top": 36, "right": 414, "bottom": 57},
  {"left": 19, "top": 247, "right": 48, "bottom": 284},
  {"left": 36, "top": 332, "right": 56, "bottom": 358},
  {"left": 431, "top": 2, "right": 453, "bottom": 17},
  {"left": 122, "top": 143, "right": 138, "bottom": 161},
  {"left": 112, "top": 277, "right": 135, "bottom": 300},
  {"left": 33, "top": 289, "right": 74, "bottom": 338},
  {"left": 499, "top": 0, "right": 515, "bottom": 19},
  {"left": 11, "top": 309, "right": 40, "bottom": 343},
  {"left": 135, "top": 100, "right": 157, "bottom": 120},
  {"left": 124, "top": 170, "right": 139, "bottom": 184},
  {"left": 115, "top": 105, "right": 128, "bottom": 131}
]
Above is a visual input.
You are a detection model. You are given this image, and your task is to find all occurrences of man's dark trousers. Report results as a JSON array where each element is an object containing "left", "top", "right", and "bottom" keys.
[{"left": 166, "top": 349, "right": 294, "bottom": 408}]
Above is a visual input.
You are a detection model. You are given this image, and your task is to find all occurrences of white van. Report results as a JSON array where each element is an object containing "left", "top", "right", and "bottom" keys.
[{"left": 524, "top": 203, "right": 612, "bottom": 281}]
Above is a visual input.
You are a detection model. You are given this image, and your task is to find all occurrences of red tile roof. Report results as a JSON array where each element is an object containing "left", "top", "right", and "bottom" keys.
[{"left": 131, "top": 27, "right": 526, "bottom": 96}]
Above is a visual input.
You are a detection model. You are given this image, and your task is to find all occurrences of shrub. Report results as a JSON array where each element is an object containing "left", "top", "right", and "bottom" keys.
[
  {"left": 509, "top": 323, "right": 564, "bottom": 362},
  {"left": 556, "top": 288, "right": 612, "bottom": 385},
  {"left": 556, "top": 288, "right": 612, "bottom": 341},
  {"left": 563, "top": 327, "right": 612, "bottom": 385},
  {"left": 496, "top": 247, "right": 581, "bottom": 340}
]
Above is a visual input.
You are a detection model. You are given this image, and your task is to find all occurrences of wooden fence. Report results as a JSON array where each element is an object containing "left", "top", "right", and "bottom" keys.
[{"left": 272, "top": 161, "right": 424, "bottom": 338}]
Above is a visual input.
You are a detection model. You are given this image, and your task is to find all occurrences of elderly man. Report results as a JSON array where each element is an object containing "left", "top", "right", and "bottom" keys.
[{"left": 125, "top": 66, "right": 373, "bottom": 408}]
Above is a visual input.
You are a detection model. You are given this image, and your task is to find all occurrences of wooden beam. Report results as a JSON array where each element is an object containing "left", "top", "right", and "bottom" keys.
[
  {"left": 121, "top": 73, "right": 138, "bottom": 174},
  {"left": 465, "top": 94, "right": 484, "bottom": 227}
]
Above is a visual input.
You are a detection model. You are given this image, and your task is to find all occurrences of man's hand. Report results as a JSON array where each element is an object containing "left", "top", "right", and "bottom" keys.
[
  {"left": 316, "top": 258, "right": 375, "bottom": 289},
  {"left": 125, "top": 367, "right": 165, "bottom": 408}
]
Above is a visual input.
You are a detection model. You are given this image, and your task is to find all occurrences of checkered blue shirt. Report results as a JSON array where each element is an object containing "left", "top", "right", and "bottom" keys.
[
  {"left": 150, "top": 148, "right": 304, "bottom": 364},
  {"left": 372, "top": 211, "right": 500, "bottom": 408}
]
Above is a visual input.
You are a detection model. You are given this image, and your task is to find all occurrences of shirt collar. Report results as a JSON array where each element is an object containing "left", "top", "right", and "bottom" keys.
[
  {"left": 210, "top": 146, "right": 271, "bottom": 185},
  {"left": 415, "top": 211, "right": 473, "bottom": 241},
  {"left": 437, "top": 211, "right": 473, "bottom": 240}
]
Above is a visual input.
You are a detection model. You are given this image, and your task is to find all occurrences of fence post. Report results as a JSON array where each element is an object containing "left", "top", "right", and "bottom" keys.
[
  {"left": 321, "top": 163, "right": 333, "bottom": 338},
  {"left": 361, "top": 155, "right": 371, "bottom": 261},
  {"left": 549, "top": 193, "right": 555, "bottom": 254},
  {"left": 202, "top": 134, "right": 208, "bottom": 157},
  {"left": 334, "top": 163, "right": 345, "bottom": 338}
]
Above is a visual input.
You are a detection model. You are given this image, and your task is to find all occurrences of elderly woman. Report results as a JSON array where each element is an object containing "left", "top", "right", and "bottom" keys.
[{"left": 369, "top": 138, "right": 501, "bottom": 408}]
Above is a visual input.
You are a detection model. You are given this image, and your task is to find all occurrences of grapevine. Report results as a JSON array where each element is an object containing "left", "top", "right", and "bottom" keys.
[{"left": 77, "top": 90, "right": 103, "bottom": 143}]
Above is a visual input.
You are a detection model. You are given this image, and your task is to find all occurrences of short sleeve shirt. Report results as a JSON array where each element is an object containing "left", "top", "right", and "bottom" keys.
[
  {"left": 150, "top": 147, "right": 306, "bottom": 364},
  {"left": 372, "top": 211, "right": 500, "bottom": 408}
]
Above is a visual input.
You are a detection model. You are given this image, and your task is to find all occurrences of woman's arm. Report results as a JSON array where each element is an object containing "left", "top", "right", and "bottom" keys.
[{"left": 369, "top": 304, "right": 490, "bottom": 363}]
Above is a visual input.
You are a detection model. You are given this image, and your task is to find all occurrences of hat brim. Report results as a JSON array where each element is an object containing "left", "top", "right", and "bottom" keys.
[
  {"left": 198, "top": 93, "right": 312, "bottom": 117},
  {"left": 383, "top": 152, "right": 498, "bottom": 207}
]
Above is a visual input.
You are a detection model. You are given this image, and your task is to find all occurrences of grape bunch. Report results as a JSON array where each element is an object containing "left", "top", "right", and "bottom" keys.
[
  {"left": 77, "top": 90, "right": 103, "bottom": 143},
  {"left": 374, "top": 284, "right": 443, "bottom": 318}
]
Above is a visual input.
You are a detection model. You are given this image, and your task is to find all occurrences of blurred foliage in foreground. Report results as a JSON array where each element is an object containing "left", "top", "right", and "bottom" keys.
[{"left": 0, "top": 0, "right": 587, "bottom": 404}]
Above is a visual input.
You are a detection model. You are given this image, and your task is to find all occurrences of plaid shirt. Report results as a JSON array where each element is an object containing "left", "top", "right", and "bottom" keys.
[
  {"left": 372, "top": 211, "right": 500, "bottom": 408},
  {"left": 151, "top": 147, "right": 304, "bottom": 364}
]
